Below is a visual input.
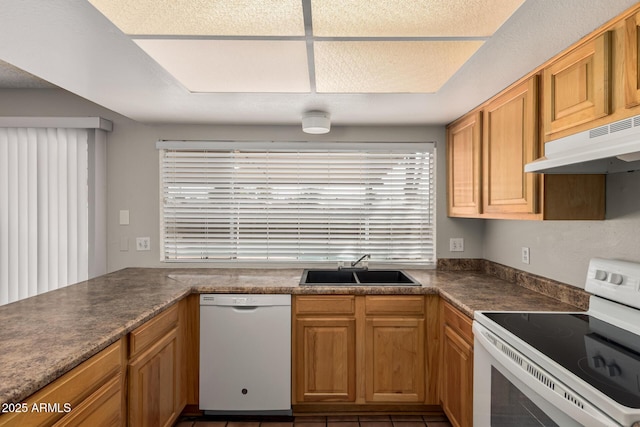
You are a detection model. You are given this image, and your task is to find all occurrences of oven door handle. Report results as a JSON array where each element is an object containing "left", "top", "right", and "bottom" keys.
[{"left": 473, "top": 322, "right": 620, "bottom": 427}]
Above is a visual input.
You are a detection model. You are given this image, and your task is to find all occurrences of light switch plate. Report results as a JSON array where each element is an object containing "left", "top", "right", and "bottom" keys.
[{"left": 119, "top": 210, "right": 130, "bottom": 225}]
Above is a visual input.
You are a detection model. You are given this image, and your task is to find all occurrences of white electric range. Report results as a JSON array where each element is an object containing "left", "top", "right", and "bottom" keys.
[{"left": 474, "top": 258, "right": 640, "bottom": 426}]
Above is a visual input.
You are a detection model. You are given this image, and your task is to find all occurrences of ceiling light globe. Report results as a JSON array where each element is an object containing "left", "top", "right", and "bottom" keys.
[{"left": 302, "top": 111, "right": 331, "bottom": 134}]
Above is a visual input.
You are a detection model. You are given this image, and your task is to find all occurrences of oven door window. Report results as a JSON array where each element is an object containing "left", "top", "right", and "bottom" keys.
[{"left": 491, "top": 367, "right": 559, "bottom": 426}]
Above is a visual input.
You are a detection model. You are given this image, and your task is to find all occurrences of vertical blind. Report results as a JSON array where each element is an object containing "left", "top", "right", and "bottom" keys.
[
  {"left": 160, "top": 144, "right": 435, "bottom": 264},
  {"left": 0, "top": 127, "right": 89, "bottom": 305}
]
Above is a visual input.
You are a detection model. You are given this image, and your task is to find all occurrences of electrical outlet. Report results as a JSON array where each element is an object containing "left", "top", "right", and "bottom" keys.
[
  {"left": 522, "top": 247, "right": 530, "bottom": 264},
  {"left": 450, "top": 238, "right": 464, "bottom": 252},
  {"left": 136, "top": 237, "right": 151, "bottom": 251}
]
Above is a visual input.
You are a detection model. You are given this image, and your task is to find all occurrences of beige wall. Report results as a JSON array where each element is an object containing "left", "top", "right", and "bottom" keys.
[
  {"left": 6, "top": 88, "right": 639, "bottom": 289},
  {"left": 482, "top": 171, "right": 640, "bottom": 287}
]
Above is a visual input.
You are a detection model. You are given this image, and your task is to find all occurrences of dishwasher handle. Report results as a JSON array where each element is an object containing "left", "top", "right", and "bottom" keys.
[{"left": 232, "top": 306, "right": 258, "bottom": 312}]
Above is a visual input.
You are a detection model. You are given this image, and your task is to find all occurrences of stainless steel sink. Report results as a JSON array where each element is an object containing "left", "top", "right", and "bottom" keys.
[{"left": 300, "top": 269, "right": 420, "bottom": 286}]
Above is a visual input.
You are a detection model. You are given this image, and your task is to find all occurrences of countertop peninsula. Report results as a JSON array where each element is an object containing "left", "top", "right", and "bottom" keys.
[{"left": 0, "top": 266, "right": 585, "bottom": 407}]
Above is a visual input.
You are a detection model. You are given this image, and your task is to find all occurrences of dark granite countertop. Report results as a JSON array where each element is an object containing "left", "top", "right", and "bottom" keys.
[{"left": 0, "top": 266, "right": 584, "bottom": 406}]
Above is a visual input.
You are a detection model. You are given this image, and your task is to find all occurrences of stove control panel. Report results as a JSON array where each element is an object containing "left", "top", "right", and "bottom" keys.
[{"left": 586, "top": 258, "right": 640, "bottom": 309}]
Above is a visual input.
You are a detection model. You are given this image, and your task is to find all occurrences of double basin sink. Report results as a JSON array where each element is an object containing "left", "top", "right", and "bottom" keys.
[{"left": 300, "top": 269, "right": 420, "bottom": 286}]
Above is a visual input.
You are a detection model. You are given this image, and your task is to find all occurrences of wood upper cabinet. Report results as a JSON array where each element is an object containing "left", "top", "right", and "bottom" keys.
[
  {"left": 364, "top": 296, "right": 425, "bottom": 403},
  {"left": 447, "top": 111, "right": 482, "bottom": 217},
  {"left": 483, "top": 76, "right": 539, "bottom": 215},
  {"left": 293, "top": 296, "right": 357, "bottom": 403},
  {"left": 543, "top": 31, "right": 611, "bottom": 136},
  {"left": 440, "top": 301, "right": 473, "bottom": 427},
  {"left": 625, "top": 11, "right": 640, "bottom": 108},
  {"left": 128, "top": 303, "right": 184, "bottom": 427}
]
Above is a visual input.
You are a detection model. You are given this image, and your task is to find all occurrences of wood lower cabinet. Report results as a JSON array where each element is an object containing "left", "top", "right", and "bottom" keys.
[
  {"left": 53, "top": 376, "right": 122, "bottom": 427},
  {"left": 128, "top": 303, "right": 184, "bottom": 427},
  {"left": 0, "top": 339, "right": 126, "bottom": 427},
  {"left": 295, "top": 317, "right": 357, "bottom": 402},
  {"left": 293, "top": 295, "right": 430, "bottom": 407},
  {"left": 294, "top": 296, "right": 357, "bottom": 403},
  {"left": 364, "top": 296, "right": 425, "bottom": 403},
  {"left": 440, "top": 301, "right": 473, "bottom": 427}
]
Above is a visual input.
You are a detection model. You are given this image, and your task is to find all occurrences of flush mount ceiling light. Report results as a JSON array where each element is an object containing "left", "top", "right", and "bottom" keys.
[{"left": 302, "top": 111, "right": 331, "bottom": 134}]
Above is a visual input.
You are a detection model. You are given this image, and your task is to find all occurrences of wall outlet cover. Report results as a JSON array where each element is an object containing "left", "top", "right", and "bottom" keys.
[
  {"left": 450, "top": 238, "right": 464, "bottom": 252},
  {"left": 522, "top": 247, "right": 530, "bottom": 264},
  {"left": 136, "top": 237, "right": 151, "bottom": 251}
]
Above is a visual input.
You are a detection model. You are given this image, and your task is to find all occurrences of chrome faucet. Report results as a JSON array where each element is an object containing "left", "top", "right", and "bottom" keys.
[{"left": 351, "top": 254, "right": 370, "bottom": 268}]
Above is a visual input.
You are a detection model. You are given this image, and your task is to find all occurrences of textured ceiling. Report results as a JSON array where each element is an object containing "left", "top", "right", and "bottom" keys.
[
  {"left": 0, "top": 1, "right": 638, "bottom": 126},
  {"left": 310, "top": 0, "right": 526, "bottom": 37},
  {"left": 86, "top": 0, "right": 305, "bottom": 36},
  {"left": 89, "top": 0, "right": 517, "bottom": 94}
]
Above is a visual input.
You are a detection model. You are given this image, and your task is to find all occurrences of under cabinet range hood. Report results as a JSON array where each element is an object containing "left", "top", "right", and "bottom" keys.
[{"left": 525, "top": 114, "right": 640, "bottom": 174}]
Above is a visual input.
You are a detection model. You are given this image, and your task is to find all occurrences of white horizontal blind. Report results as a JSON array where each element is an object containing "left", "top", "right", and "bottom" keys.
[
  {"left": 160, "top": 147, "right": 435, "bottom": 264},
  {"left": 0, "top": 128, "right": 89, "bottom": 305}
]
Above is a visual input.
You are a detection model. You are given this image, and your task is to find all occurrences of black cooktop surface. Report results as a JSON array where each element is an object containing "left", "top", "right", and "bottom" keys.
[{"left": 483, "top": 312, "right": 640, "bottom": 408}]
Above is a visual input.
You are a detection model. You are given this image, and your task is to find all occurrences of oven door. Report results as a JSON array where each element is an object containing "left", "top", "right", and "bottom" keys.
[{"left": 473, "top": 321, "right": 618, "bottom": 427}]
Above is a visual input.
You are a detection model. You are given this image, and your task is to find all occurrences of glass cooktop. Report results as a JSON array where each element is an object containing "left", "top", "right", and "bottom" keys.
[{"left": 483, "top": 312, "right": 640, "bottom": 409}]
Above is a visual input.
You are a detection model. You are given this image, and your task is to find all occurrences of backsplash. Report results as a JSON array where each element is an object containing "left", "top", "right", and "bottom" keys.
[{"left": 437, "top": 258, "right": 590, "bottom": 310}]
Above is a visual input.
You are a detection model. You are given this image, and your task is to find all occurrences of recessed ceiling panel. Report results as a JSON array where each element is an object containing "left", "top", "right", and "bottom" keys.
[
  {"left": 89, "top": 0, "right": 305, "bottom": 36},
  {"left": 314, "top": 41, "right": 484, "bottom": 93},
  {"left": 311, "top": 0, "right": 526, "bottom": 37},
  {"left": 135, "top": 40, "right": 310, "bottom": 93}
]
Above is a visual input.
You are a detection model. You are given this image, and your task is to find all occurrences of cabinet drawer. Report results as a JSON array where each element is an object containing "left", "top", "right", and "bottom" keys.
[
  {"left": 53, "top": 375, "right": 122, "bottom": 427},
  {"left": 129, "top": 303, "right": 179, "bottom": 359},
  {"left": 365, "top": 296, "right": 424, "bottom": 316},
  {"left": 295, "top": 296, "right": 355, "bottom": 315},
  {"left": 443, "top": 301, "right": 473, "bottom": 344},
  {"left": 0, "top": 339, "right": 123, "bottom": 427}
]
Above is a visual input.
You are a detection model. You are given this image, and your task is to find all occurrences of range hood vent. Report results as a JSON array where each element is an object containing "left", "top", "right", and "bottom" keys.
[{"left": 525, "top": 114, "right": 640, "bottom": 174}]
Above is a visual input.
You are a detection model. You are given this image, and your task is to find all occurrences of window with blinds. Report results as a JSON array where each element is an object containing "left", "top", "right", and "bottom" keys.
[{"left": 159, "top": 142, "right": 435, "bottom": 265}]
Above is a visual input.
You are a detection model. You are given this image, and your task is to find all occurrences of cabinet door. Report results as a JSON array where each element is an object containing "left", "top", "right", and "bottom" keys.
[
  {"left": 543, "top": 32, "right": 611, "bottom": 135},
  {"left": 483, "top": 76, "right": 539, "bottom": 215},
  {"left": 364, "top": 317, "right": 425, "bottom": 403},
  {"left": 440, "top": 325, "right": 473, "bottom": 427},
  {"left": 447, "top": 111, "right": 482, "bottom": 217},
  {"left": 626, "top": 11, "right": 640, "bottom": 108},
  {"left": 128, "top": 328, "right": 179, "bottom": 427},
  {"left": 294, "top": 318, "right": 356, "bottom": 402}
]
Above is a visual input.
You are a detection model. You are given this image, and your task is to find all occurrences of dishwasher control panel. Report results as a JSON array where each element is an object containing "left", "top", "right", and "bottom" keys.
[{"left": 200, "top": 294, "right": 290, "bottom": 307}]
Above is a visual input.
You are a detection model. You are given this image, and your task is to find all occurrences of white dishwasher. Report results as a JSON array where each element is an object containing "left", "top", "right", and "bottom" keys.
[{"left": 199, "top": 294, "right": 292, "bottom": 416}]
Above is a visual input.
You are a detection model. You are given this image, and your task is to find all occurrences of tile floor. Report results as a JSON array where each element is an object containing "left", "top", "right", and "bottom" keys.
[{"left": 175, "top": 414, "right": 452, "bottom": 427}]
